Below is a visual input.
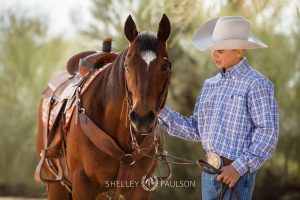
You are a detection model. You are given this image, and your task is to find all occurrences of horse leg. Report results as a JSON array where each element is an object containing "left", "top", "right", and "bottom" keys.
[
  {"left": 47, "top": 183, "right": 70, "bottom": 200},
  {"left": 72, "top": 169, "right": 98, "bottom": 200},
  {"left": 43, "top": 167, "right": 70, "bottom": 200}
]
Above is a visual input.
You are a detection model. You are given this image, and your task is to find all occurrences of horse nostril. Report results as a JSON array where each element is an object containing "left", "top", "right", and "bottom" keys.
[
  {"left": 129, "top": 110, "right": 156, "bottom": 123},
  {"left": 129, "top": 111, "right": 137, "bottom": 122},
  {"left": 145, "top": 111, "right": 155, "bottom": 121}
]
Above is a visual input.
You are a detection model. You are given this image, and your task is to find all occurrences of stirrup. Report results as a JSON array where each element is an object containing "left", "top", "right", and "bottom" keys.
[{"left": 34, "top": 149, "right": 63, "bottom": 183}]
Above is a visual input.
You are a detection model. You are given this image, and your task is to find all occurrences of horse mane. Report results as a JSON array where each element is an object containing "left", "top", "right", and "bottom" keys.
[{"left": 109, "top": 49, "right": 128, "bottom": 90}]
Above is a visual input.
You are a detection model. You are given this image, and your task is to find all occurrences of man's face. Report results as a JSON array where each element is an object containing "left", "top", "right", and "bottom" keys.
[{"left": 210, "top": 49, "right": 244, "bottom": 70}]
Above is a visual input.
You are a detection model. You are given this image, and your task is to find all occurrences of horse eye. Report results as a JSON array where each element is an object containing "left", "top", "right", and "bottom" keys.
[{"left": 162, "top": 61, "right": 171, "bottom": 71}]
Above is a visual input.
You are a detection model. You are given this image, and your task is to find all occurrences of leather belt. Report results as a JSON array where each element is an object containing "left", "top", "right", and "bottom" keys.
[{"left": 221, "top": 156, "right": 233, "bottom": 166}]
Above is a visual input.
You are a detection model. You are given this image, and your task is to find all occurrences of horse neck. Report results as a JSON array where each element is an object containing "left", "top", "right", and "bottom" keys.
[
  {"left": 107, "top": 49, "right": 128, "bottom": 100},
  {"left": 87, "top": 49, "right": 133, "bottom": 151}
]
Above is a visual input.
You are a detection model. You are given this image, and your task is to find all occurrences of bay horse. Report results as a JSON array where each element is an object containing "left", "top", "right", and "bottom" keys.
[{"left": 36, "top": 14, "right": 171, "bottom": 199}]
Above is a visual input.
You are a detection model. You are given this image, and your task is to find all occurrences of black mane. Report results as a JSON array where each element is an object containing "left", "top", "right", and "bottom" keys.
[{"left": 135, "top": 31, "right": 158, "bottom": 52}]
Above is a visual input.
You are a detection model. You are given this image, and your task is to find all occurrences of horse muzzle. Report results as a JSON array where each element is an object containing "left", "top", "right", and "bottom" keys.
[{"left": 129, "top": 110, "right": 156, "bottom": 133}]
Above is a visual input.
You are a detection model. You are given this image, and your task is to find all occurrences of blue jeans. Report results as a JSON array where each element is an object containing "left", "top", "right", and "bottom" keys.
[{"left": 201, "top": 171, "right": 256, "bottom": 200}]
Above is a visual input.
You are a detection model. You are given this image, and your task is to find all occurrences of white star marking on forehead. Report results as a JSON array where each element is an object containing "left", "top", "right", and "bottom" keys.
[{"left": 141, "top": 50, "right": 157, "bottom": 70}]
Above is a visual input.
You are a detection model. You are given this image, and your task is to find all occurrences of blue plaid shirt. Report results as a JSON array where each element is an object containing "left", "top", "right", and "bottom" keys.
[{"left": 159, "top": 58, "right": 279, "bottom": 176}]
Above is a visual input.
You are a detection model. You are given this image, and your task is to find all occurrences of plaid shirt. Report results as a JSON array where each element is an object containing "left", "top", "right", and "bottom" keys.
[{"left": 159, "top": 58, "right": 279, "bottom": 175}]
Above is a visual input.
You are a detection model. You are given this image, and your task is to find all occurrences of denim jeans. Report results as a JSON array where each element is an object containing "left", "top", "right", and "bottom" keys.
[{"left": 201, "top": 171, "right": 256, "bottom": 200}]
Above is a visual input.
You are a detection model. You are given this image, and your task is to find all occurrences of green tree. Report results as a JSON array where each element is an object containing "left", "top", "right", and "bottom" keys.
[{"left": 0, "top": 9, "right": 71, "bottom": 194}]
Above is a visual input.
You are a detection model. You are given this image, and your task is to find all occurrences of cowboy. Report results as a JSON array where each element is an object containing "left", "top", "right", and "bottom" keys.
[{"left": 158, "top": 16, "right": 279, "bottom": 199}]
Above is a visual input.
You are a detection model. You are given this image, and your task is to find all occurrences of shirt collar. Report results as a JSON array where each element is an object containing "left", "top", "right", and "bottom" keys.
[{"left": 219, "top": 57, "right": 249, "bottom": 79}]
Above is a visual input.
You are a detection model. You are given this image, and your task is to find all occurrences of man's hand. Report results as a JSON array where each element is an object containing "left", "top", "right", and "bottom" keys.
[{"left": 217, "top": 164, "right": 240, "bottom": 188}]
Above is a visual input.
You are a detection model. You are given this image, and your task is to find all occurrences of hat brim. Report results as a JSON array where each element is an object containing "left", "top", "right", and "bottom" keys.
[{"left": 192, "top": 18, "right": 268, "bottom": 51}]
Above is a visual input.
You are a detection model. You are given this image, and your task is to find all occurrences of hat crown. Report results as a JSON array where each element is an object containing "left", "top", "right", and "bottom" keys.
[{"left": 212, "top": 16, "right": 250, "bottom": 42}]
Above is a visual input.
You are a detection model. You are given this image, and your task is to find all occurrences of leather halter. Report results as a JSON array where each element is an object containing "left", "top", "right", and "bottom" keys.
[{"left": 123, "top": 56, "right": 172, "bottom": 118}]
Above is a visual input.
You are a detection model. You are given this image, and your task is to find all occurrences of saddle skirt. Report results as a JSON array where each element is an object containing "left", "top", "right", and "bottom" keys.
[{"left": 41, "top": 64, "right": 110, "bottom": 132}]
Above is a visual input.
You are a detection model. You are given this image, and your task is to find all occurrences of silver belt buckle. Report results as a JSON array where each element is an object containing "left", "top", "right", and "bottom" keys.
[{"left": 206, "top": 152, "right": 221, "bottom": 169}]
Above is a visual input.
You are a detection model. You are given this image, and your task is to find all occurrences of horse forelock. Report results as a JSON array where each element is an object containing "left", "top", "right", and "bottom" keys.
[
  {"left": 135, "top": 31, "right": 159, "bottom": 52},
  {"left": 134, "top": 32, "right": 161, "bottom": 68}
]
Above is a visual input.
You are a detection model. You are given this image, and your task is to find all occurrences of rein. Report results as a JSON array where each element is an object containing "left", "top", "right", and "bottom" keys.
[
  {"left": 75, "top": 55, "right": 238, "bottom": 200},
  {"left": 134, "top": 144, "right": 240, "bottom": 200}
]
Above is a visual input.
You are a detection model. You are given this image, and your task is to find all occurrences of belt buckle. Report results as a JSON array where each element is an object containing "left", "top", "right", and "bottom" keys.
[{"left": 206, "top": 152, "right": 221, "bottom": 169}]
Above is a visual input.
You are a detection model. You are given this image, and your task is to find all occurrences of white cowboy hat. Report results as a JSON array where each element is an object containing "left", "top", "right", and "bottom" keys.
[{"left": 192, "top": 16, "right": 268, "bottom": 51}]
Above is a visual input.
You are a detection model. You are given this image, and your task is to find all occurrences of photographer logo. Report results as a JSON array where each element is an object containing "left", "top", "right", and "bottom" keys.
[{"left": 141, "top": 175, "right": 159, "bottom": 191}]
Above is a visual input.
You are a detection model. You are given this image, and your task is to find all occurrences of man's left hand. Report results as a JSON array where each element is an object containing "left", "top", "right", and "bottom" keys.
[{"left": 217, "top": 164, "right": 240, "bottom": 188}]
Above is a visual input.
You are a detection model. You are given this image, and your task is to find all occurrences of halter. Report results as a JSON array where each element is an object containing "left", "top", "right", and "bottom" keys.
[
  {"left": 123, "top": 56, "right": 172, "bottom": 126},
  {"left": 122, "top": 55, "right": 172, "bottom": 159}
]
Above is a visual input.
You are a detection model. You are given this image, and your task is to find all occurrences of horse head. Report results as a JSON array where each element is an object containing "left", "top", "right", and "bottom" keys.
[{"left": 124, "top": 14, "right": 171, "bottom": 133}]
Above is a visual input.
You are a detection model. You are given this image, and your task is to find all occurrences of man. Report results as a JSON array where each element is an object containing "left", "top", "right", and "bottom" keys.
[{"left": 158, "top": 16, "right": 279, "bottom": 200}]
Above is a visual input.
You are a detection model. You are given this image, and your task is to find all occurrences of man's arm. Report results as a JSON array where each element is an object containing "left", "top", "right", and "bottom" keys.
[
  {"left": 231, "top": 81, "right": 279, "bottom": 176},
  {"left": 218, "top": 81, "right": 279, "bottom": 187},
  {"left": 158, "top": 94, "right": 202, "bottom": 142}
]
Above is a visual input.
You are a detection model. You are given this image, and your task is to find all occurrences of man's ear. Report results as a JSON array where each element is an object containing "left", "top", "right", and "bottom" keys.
[{"left": 237, "top": 49, "right": 245, "bottom": 58}]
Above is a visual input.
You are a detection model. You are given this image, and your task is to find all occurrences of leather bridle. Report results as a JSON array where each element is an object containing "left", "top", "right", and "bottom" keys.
[
  {"left": 123, "top": 54, "right": 172, "bottom": 136},
  {"left": 123, "top": 60, "right": 172, "bottom": 114}
]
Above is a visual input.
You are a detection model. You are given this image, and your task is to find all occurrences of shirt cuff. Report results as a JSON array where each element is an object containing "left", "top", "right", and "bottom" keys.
[
  {"left": 158, "top": 107, "right": 172, "bottom": 125},
  {"left": 231, "top": 156, "right": 249, "bottom": 176}
]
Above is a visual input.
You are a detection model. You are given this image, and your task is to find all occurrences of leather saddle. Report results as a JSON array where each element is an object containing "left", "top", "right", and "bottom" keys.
[
  {"left": 35, "top": 39, "right": 118, "bottom": 187},
  {"left": 42, "top": 42, "right": 119, "bottom": 130}
]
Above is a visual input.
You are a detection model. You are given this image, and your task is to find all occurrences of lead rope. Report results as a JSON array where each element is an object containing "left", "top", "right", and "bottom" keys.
[
  {"left": 133, "top": 136, "right": 239, "bottom": 200},
  {"left": 122, "top": 58, "right": 238, "bottom": 199}
]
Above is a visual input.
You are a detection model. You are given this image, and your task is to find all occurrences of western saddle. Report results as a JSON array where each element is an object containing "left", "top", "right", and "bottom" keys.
[{"left": 35, "top": 38, "right": 118, "bottom": 191}]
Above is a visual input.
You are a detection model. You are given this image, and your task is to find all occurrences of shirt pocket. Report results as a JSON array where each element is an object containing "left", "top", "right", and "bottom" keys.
[
  {"left": 230, "top": 93, "right": 245, "bottom": 102},
  {"left": 226, "top": 92, "right": 247, "bottom": 114}
]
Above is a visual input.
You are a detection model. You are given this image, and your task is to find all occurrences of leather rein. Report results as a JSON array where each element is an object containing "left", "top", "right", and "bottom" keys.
[
  {"left": 75, "top": 54, "right": 239, "bottom": 200},
  {"left": 121, "top": 55, "right": 240, "bottom": 199}
]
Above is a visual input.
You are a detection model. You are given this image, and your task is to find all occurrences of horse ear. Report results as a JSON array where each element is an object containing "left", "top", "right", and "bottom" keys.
[
  {"left": 157, "top": 14, "right": 171, "bottom": 42},
  {"left": 124, "top": 15, "right": 138, "bottom": 42}
]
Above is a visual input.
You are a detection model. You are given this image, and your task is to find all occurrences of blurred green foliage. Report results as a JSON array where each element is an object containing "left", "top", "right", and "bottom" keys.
[
  {"left": 0, "top": 8, "right": 74, "bottom": 196},
  {"left": 0, "top": 0, "right": 299, "bottom": 199}
]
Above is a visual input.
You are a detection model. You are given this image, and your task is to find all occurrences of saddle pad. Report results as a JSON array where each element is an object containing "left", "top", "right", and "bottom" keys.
[
  {"left": 42, "top": 98, "right": 64, "bottom": 130},
  {"left": 64, "top": 66, "right": 109, "bottom": 130},
  {"left": 42, "top": 65, "right": 110, "bottom": 131}
]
